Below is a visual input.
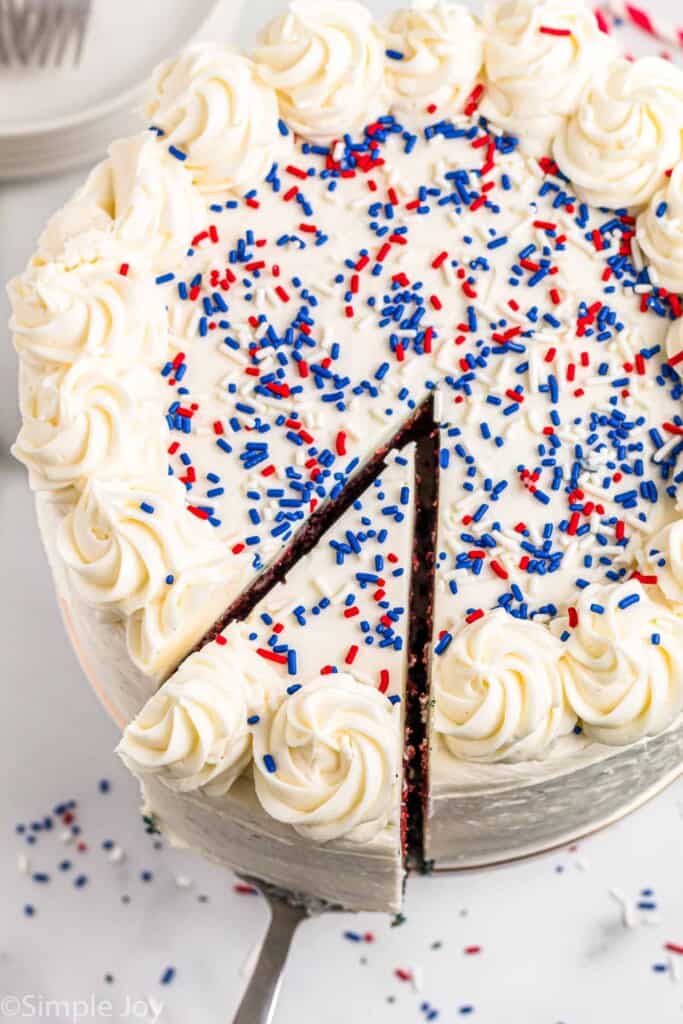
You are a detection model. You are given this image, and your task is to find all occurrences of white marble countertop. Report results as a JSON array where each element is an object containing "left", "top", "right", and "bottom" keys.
[{"left": 1, "top": 2, "right": 682, "bottom": 1022}]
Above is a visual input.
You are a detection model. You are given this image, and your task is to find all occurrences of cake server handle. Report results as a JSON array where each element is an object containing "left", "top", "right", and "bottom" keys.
[{"left": 232, "top": 892, "right": 307, "bottom": 1024}]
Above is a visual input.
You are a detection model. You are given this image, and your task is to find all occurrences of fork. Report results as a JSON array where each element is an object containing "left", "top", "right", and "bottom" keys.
[
  {"left": 232, "top": 875, "right": 341, "bottom": 1024},
  {"left": 0, "top": 0, "right": 91, "bottom": 67}
]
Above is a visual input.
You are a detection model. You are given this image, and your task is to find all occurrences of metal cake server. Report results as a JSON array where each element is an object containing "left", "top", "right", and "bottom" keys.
[{"left": 232, "top": 875, "right": 341, "bottom": 1024}]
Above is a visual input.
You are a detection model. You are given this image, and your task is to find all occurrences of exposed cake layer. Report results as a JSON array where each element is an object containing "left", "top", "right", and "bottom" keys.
[{"left": 118, "top": 449, "right": 415, "bottom": 912}]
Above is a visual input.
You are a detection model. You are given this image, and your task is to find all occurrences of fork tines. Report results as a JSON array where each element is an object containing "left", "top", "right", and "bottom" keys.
[{"left": 0, "top": 0, "right": 92, "bottom": 67}]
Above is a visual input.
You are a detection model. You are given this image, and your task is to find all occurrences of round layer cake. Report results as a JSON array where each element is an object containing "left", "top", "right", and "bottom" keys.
[{"left": 9, "top": 0, "right": 683, "bottom": 913}]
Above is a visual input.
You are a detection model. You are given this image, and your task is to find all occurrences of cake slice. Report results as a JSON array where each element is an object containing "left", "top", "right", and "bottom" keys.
[{"left": 117, "top": 446, "right": 415, "bottom": 911}]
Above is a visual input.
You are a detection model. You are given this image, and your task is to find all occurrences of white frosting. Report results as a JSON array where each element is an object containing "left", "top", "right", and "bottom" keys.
[
  {"left": 120, "top": 451, "right": 414, "bottom": 834},
  {"left": 12, "top": 359, "right": 165, "bottom": 492},
  {"left": 57, "top": 476, "right": 224, "bottom": 616},
  {"left": 383, "top": 1, "right": 483, "bottom": 117},
  {"left": 117, "top": 645, "right": 255, "bottom": 796},
  {"left": 556, "top": 582, "right": 683, "bottom": 745},
  {"left": 253, "top": 673, "right": 400, "bottom": 843},
  {"left": 8, "top": 261, "right": 168, "bottom": 371},
  {"left": 643, "top": 521, "right": 683, "bottom": 607},
  {"left": 253, "top": 0, "right": 385, "bottom": 142},
  {"left": 637, "top": 162, "right": 683, "bottom": 293},
  {"left": 433, "top": 610, "right": 575, "bottom": 762},
  {"left": 145, "top": 46, "right": 289, "bottom": 194},
  {"left": 480, "top": 0, "right": 613, "bottom": 153},
  {"left": 554, "top": 57, "right": 683, "bottom": 210},
  {"left": 35, "top": 133, "right": 205, "bottom": 271},
  {"left": 124, "top": 563, "right": 243, "bottom": 677}
]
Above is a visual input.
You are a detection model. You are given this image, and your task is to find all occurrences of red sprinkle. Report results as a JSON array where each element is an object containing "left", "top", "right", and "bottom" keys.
[
  {"left": 345, "top": 645, "right": 359, "bottom": 665},
  {"left": 257, "top": 648, "right": 288, "bottom": 665},
  {"left": 490, "top": 559, "right": 509, "bottom": 580},
  {"left": 464, "top": 83, "right": 485, "bottom": 117}
]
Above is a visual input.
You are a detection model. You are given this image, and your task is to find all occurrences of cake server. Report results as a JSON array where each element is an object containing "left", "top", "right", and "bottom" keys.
[{"left": 232, "top": 875, "right": 340, "bottom": 1024}]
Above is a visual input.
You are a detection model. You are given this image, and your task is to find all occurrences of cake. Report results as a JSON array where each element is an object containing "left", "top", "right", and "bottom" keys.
[
  {"left": 120, "top": 448, "right": 415, "bottom": 911},
  {"left": 9, "top": 0, "right": 683, "bottom": 914}
]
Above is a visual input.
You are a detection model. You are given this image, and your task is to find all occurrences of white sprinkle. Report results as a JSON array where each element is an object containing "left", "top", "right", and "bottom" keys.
[{"left": 609, "top": 888, "right": 636, "bottom": 929}]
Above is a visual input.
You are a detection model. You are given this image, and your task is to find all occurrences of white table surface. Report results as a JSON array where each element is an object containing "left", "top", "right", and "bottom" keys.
[{"left": 1, "top": 2, "right": 682, "bottom": 1022}]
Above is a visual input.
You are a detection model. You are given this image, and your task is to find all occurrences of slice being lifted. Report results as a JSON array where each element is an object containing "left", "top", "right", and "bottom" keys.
[{"left": 118, "top": 447, "right": 415, "bottom": 912}]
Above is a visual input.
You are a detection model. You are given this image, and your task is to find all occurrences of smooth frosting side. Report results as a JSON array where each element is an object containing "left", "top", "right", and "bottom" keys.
[
  {"left": 139, "top": 772, "right": 403, "bottom": 913},
  {"left": 253, "top": 673, "right": 401, "bottom": 843},
  {"left": 480, "top": 0, "right": 614, "bottom": 153},
  {"left": 432, "top": 609, "right": 576, "bottom": 762},
  {"left": 554, "top": 582, "right": 683, "bottom": 745},
  {"left": 383, "top": 1, "right": 483, "bottom": 117},
  {"left": 117, "top": 645, "right": 259, "bottom": 796},
  {"left": 57, "top": 476, "right": 225, "bottom": 616},
  {"left": 12, "top": 359, "right": 165, "bottom": 492},
  {"left": 34, "top": 133, "right": 205, "bottom": 272},
  {"left": 253, "top": 0, "right": 386, "bottom": 142},
  {"left": 636, "top": 162, "right": 683, "bottom": 293},
  {"left": 145, "top": 46, "right": 291, "bottom": 194},
  {"left": 8, "top": 261, "right": 168, "bottom": 370},
  {"left": 553, "top": 57, "right": 683, "bottom": 210}
]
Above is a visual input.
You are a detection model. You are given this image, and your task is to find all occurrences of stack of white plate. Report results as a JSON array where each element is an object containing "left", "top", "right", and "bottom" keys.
[{"left": 0, "top": 0, "right": 245, "bottom": 180}]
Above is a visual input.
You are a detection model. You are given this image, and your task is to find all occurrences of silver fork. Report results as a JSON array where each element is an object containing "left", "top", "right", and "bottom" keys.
[
  {"left": 232, "top": 875, "right": 341, "bottom": 1024},
  {"left": 0, "top": 0, "right": 91, "bottom": 67}
]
